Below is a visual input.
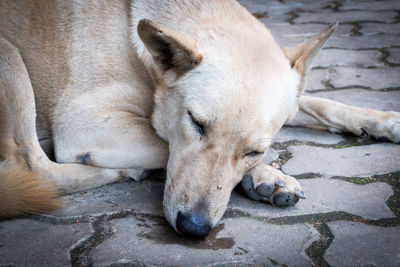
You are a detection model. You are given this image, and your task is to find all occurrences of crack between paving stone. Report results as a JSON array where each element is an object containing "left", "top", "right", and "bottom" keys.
[
  {"left": 305, "top": 223, "right": 334, "bottom": 267},
  {"left": 70, "top": 216, "right": 113, "bottom": 267},
  {"left": 378, "top": 48, "right": 400, "bottom": 67},
  {"left": 286, "top": 10, "right": 299, "bottom": 24},
  {"left": 224, "top": 209, "right": 400, "bottom": 227},
  {"left": 349, "top": 21, "right": 362, "bottom": 36}
]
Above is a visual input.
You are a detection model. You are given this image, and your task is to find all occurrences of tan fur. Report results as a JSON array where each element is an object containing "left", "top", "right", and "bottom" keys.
[{"left": 0, "top": 163, "right": 61, "bottom": 217}]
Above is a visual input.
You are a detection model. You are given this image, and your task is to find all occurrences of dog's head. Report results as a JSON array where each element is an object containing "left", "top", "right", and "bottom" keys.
[{"left": 136, "top": 17, "right": 336, "bottom": 236}]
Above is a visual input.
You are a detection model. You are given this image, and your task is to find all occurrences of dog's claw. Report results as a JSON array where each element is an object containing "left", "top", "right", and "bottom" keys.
[
  {"left": 295, "top": 190, "right": 306, "bottom": 199},
  {"left": 275, "top": 180, "right": 284, "bottom": 188}
]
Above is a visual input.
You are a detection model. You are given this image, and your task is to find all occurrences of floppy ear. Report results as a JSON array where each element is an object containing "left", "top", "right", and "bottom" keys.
[
  {"left": 283, "top": 22, "right": 338, "bottom": 95},
  {"left": 137, "top": 19, "right": 203, "bottom": 76}
]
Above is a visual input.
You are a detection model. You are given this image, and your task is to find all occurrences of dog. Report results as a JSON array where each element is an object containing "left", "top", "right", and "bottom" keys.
[{"left": 0, "top": 0, "right": 399, "bottom": 237}]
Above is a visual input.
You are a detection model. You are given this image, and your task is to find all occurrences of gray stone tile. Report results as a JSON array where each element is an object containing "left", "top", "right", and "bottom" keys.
[
  {"left": 294, "top": 11, "right": 398, "bottom": 24},
  {"left": 327, "top": 35, "right": 400, "bottom": 49},
  {"left": 341, "top": 0, "right": 400, "bottom": 11},
  {"left": 238, "top": 0, "right": 302, "bottom": 15},
  {"left": 307, "top": 89, "right": 400, "bottom": 111},
  {"left": 268, "top": 23, "right": 354, "bottom": 38},
  {"left": 274, "top": 126, "right": 345, "bottom": 145},
  {"left": 52, "top": 179, "right": 165, "bottom": 217},
  {"left": 229, "top": 178, "right": 394, "bottom": 219},
  {"left": 313, "top": 49, "right": 383, "bottom": 68},
  {"left": 387, "top": 48, "right": 400, "bottom": 65},
  {"left": 325, "top": 221, "right": 400, "bottom": 266},
  {"left": 306, "top": 67, "right": 400, "bottom": 90},
  {"left": 276, "top": 34, "right": 399, "bottom": 50},
  {"left": 0, "top": 219, "right": 92, "bottom": 266},
  {"left": 263, "top": 148, "right": 279, "bottom": 164},
  {"left": 360, "top": 23, "right": 400, "bottom": 35},
  {"left": 91, "top": 216, "right": 318, "bottom": 266},
  {"left": 283, "top": 143, "right": 400, "bottom": 177}
]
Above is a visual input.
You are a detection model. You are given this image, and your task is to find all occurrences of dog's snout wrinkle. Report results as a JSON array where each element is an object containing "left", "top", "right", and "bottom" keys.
[{"left": 176, "top": 212, "right": 212, "bottom": 237}]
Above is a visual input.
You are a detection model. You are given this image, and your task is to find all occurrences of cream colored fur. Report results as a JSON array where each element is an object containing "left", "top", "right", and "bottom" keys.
[{"left": 0, "top": 0, "right": 399, "bottom": 233}]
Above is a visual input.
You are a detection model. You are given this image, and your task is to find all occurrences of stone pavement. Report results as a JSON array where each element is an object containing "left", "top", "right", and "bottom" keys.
[{"left": 1, "top": 0, "right": 400, "bottom": 266}]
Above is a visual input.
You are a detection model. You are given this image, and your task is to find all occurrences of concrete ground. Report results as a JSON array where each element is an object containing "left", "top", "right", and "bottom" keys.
[{"left": 1, "top": 0, "right": 400, "bottom": 266}]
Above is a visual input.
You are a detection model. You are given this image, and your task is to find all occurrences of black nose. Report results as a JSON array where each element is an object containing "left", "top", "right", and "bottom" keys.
[{"left": 176, "top": 212, "right": 212, "bottom": 237}]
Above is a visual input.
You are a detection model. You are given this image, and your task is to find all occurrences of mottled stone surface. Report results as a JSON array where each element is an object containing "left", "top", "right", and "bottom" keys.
[
  {"left": 325, "top": 222, "right": 400, "bottom": 266},
  {"left": 275, "top": 126, "right": 345, "bottom": 145},
  {"left": 307, "top": 67, "right": 400, "bottom": 91},
  {"left": 294, "top": 11, "right": 398, "bottom": 24},
  {"left": 307, "top": 89, "right": 400, "bottom": 111},
  {"left": 2, "top": 0, "right": 400, "bottom": 266},
  {"left": 283, "top": 144, "right": 400, "bottom": 177},
  {"left": 52, "top": 179, "right": 165, "bottom": 217},
  {"left": 313, "top": 49, "right": 383, "bottom": 68},
  {"left": 91, "top": 217, "right": 318, "bottom": 266},
  {"left": 0, "top": 219, "right": 92, "bottom": 266},
  {"left": 229, "top": 178, "right": 394, "bottom": 220}
]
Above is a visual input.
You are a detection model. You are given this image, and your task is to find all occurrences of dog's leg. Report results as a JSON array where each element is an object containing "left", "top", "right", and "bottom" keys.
[
  {"left": 53, "top": 95, "right": 169, "bottom": 172},
  {"left": 287, "top": 96, "right": 400, "bottom": 143},
  {"left": 241, "top": 163, "right": 304, "bottom": 207},
  {"left": 0, "top": 36, "right": 164, "bottom": 197}
]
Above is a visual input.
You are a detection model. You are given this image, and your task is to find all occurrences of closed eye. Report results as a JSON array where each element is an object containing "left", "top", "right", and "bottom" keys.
[
  {"left": 188, "top": 111, "right": 206, "bottom": 136},
  {"left": 245, "top": 151, "right": 264, "bottom": 157}
]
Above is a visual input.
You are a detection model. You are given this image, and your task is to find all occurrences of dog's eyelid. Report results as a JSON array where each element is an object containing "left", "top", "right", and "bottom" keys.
[
  {"left": 188, "top": 111, "right": 206, "bottom": 136},
  {"left": 244, "top": 150, "right": 264, "bottom": 157}
]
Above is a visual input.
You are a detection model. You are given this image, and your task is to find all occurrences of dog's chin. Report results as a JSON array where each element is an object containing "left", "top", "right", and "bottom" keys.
[{"left": 163, "top": 200, "right": 178, "bottom": 232}]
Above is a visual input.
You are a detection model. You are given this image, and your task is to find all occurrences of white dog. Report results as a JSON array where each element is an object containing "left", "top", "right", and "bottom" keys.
[{"left": 0, "top": 0, "right": 399, "bottom": 237}]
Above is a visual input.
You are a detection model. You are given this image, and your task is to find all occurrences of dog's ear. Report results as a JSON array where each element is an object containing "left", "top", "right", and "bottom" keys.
[
  {"left": 137, "top": 19, "right": 203, "bottom": 76},
  {"left": 283, "top": 22, "right": 337, "bottom": 94}
]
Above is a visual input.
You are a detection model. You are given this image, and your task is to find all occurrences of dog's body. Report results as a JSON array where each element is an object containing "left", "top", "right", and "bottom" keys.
[{"left": 1, "top": 0, "right": 399, "bottom": 236}]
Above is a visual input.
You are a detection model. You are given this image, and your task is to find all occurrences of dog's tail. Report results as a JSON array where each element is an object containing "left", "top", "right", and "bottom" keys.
[
  {"left": 0, "top": 163, "right": 61, "bottom": 217},
  {"left": 0, "top": 37, "right": 61, "bottom": 218}
]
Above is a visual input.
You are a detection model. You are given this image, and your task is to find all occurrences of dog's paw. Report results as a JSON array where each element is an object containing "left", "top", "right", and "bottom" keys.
[
  {"left": 119, "top": 169, "right": 151, "bottom": 182},
  {"left": 357, "top": 111, "right": 400, "bottom": 143},
  {"left": 241, "top": 164, "right": 305, "bottom": 207},
  {"left": 380, "top": 111, "right": 400, "bottom": 143}
]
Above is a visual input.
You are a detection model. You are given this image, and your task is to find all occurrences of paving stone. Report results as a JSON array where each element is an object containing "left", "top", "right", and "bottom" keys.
[
  {"left": 327, "top": 35, "right": 400, "bottom": 49},
  {"left": 91, "top": 216, "right": 318, "bottom": 266},
  {"left": 387, "top": 48, "right": 400, "bottom": 65},
  {"left": 274, "top": 126, "right": 346, "bottom": 145},
  {"left": 294, "top": 11, "right": 398, "bottom": 24},
  {"left": 0, "top": 219, "right": 92, "bottom": 266},
  {"left": 238, "top": 0, "right": 302, "bottom": 15},
  {"left": 263, "top": 148, "right": 279, "bottom": 164},
  {"left": 283, "top": 143, "right": 400, "bottom": 177},
  {"left": 341, "top": 0, "right": 400, "bottom": 11},
  {"left": 325, "top": 221, "right": 400, "bottom": 266},
  {"left": 52, "top": 179, "right": 165, "bottom": 217},
  {"left": 276, "top": 34, "right": 400, "bottom": 50},
  {"left": 313, "top": 49, "right": 383, "bottom": 68},
  {"left": 360, "top": 23, "right": 400, "bottom": 35},
  {"left": 306, "top": 67, "right": 400, "bottom": 90},
  {"left": 267, "top": 23, "right": 354, "bottom": 38},
  {"left": 229, "top": 178, "right": 394, "bottom": 219},
  {"left": 307, "top": 89, "right": 400, "bottom": 111}
]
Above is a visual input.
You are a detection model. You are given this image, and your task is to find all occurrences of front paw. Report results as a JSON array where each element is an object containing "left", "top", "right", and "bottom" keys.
[{"left": 241, "top": 164, "right": 305, "bottom": 207}]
